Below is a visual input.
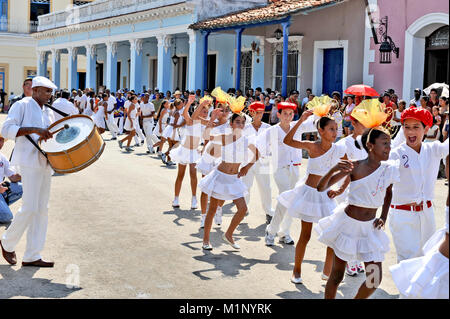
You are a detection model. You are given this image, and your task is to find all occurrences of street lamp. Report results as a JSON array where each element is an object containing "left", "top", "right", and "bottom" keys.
[
  {"left": 369, "top": 15, "right": 400, "bottom": 64},
  {"left": 172, "top": 41, "right": 179, "bottom": 66},
  {"left": 274, "top": 28, "right": 283, "bottom": 40}
]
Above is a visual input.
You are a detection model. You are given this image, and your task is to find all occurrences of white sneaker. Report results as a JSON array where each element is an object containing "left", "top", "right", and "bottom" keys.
[
  {"left": 265, "top": 231, "right": 275, "bottom": 246},
  {"left": 157, "top": 151, "right": 162, "bottom": 157},
  {"left": 214, "top": 206, "right": 222, "bottom": 226},
  {"left": 291, "top": 276, "right": 303, "bottom": 284},
  {"left": 191, "top": 197, "right": 198, "bottom": 209},
  {"left": 172, "top": 197, "right": 180, "bottom": 208},
  {"left": 345, "top": 261, "right": 358, "bottom": 276},
  {"left": 200, "top": 214, "right": 206, "bottom": 228},
  {"left": 321, "top": 273, "right": 329, "bottom": 281}
]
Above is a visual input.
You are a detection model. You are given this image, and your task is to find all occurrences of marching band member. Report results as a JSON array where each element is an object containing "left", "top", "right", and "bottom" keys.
[
  {"left": 0, "top": 76, "right": 57, "bottom": 267},
  {"left": 388, "top": 107, "right": 449, "bottom": 262},
  {"left": 241, "top": 101, "right": 274, "bottom": 223},
  {"left": 170, "top": 96, "right": 210, "bottom": 210},
  {"left": 262, "top": 102, "right": 317, "bottom": 246},
  {"left": 199, "top": 95, "right": 259, "bottom": 251},
  {"left": 315, "top": 122, "right": 398, "bottom": 298}
]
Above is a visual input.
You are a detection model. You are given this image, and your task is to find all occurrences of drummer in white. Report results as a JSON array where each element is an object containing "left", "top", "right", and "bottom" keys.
[{"left": 0, "top": 76, "right": 56, "bottom": 267}]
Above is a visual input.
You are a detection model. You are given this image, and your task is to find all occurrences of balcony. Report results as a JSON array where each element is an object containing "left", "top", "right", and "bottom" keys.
[
  {"left": 37, "top": 0, "right": 187, "bottom": 32},
  {"left": 0, "top": 19, "right": 42, "bottom": 34}
]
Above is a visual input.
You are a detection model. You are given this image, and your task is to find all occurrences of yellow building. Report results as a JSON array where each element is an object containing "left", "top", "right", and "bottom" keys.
[{"left": 0, "top": 0, "right": 92, "bottom": 106}]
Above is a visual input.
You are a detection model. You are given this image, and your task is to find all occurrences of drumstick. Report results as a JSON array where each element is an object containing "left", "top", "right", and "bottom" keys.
[{"left": 51, "top": 124, "right": 70, "bottom": 135}]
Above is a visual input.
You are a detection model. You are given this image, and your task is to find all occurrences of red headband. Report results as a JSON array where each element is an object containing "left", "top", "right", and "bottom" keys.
[
  {"left": 401, "top": 107, "right": 433, "bottom": 127},
  {"left": 277, "top": 102, "right": 297, "bottom": 111},
  {"left": 249, "top": 102, "right": 265, "bottom": 112}
]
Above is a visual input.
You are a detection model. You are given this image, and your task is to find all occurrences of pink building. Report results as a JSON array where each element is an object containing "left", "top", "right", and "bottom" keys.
[{"left": 365, "top": 0, "right": 449, "bottom": 101}]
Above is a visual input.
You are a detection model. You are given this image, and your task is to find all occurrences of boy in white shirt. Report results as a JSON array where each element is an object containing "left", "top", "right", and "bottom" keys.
[{"left": 389, "top": 107, "right": 449, "bottom": 262}]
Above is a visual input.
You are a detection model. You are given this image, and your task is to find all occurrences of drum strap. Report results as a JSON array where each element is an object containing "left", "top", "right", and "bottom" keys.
[
  {"left": 25, "top": 135, "right": 48, "bottom": 158},
  {"left": 44, "top": 103, "right": 70, "bottom": 118}
]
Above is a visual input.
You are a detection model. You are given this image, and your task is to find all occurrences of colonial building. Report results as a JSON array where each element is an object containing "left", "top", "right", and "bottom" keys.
[{"left": 0, "top": 0, "right": 93, "bottom": 99}]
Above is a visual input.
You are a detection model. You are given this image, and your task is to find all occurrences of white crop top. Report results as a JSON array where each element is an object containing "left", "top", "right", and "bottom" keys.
[
  {"left": 347, "top": 160, "right": 400, "bottom": 209},
  {"left": 221, "top": 135, "right": 253, "bottom": 164},
  {"left": 306, "top": 143, "right": 347, "bottom": 176}
]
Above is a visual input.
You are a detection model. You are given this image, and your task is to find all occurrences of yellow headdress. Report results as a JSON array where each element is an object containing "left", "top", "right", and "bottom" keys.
[
  {"left": 199, "top": 95, "right": 213, "bottom": 105},
  {"left": 351, "top": 99, "right": 390, "bottom": 144},
  {"left": 350, "top": 99, "right": 388, "bottom": 129},
  {"left": 228, "top": 96, "right": 246, "bottom": 114},
  {"left": 211, "top": 87, "right": 230, "bottom": 104},
  {"left": 306, "top": 95, "right": 333, "bottom": 117}
]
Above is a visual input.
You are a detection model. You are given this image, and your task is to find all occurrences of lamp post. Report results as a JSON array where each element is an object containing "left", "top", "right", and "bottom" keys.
[{"left": 172, "top": 40, "right": 179, "bottom": 66}]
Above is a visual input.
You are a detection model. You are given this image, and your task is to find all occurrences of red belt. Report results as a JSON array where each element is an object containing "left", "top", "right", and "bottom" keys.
[
  {"left": 391, "top": 201, "right": 432, "bottom": 212},
  {"left": 293, "top": 163, "right": 301, "bottom": 166}
]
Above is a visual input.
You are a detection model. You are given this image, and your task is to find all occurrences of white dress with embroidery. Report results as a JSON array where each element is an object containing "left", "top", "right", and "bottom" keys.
[{"left": 314, "top": 160, "right": 400, "bottom": 262}]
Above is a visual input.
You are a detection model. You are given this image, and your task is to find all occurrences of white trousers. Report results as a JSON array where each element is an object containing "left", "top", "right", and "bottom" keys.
[
  {"left": 266, "top": 166, "right": 299, "bottom": 238},
  {"left": 389, "top": 205, "right": 436, "bottom": 263},
  {"left": 1, "top": 166, "right": 52, "bottom": 262},
  {"left": 106, "top": 114, "right": 119, "bottom": 138},
  {"left": 242, "top": 160, "right": 274, "bottom": 216},
  {"left": 143, "top": 121, "right": 156, "bottom": 151},
  {"left": 117, "top": 116, "right": 124, "bottom": 134}
]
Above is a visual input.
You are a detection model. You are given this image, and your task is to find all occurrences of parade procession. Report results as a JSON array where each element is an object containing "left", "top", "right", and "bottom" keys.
[{"left": 0, "top": 0, "right": 448, "bottom": 302}]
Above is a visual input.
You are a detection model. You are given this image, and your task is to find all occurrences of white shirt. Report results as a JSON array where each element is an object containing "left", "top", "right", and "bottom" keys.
[
  {"left": 74, "top": 95, "right": 82, "bottom": 108},
  {"left": 243, "top": 122, "right": 271, "bottom": 138},
  {"left": 106, "top": 97, "right": 116, "bottom": 112},
  {"left": 80, "top": 94, "right": 88, "bottom": 111},
  {"left": 391, "top": 110, "right": 402, "bottom": 127},
  {"left": 51, "top": 98, "right": 79, "bottom": 122},
  {"left": 0, "top": 152, "right": 16, "bottom": 181},
  {"left": 409, "top": 99, "right": 421, "bottom": 108},
  {"left": 1, "top": 97, "right": 54, "bottom": 169},
  {"left": 332, "top": 111, "right": 343, "bottom": 137},
  {"left": 257, "top": 116, "right": 316, "bottom": 170},
  {"left": 336, "top": 135, "right": 367, "bottom": 161},
  {"left": 425, "top": 125, "right": 440, "bottom": 142},
  {"left": 124, "top": 100, "right": 131, "bottom": 111},
  {"left": 389, "top": 139, "right": 449, "bottom": 205},
  {"left": 140, "top": 102, "right": 155, "bottom": 123}
]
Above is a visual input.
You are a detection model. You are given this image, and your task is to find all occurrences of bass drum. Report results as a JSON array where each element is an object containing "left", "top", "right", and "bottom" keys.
[{"left": 40, "top": 114, "right": 105, "bottom": 174}]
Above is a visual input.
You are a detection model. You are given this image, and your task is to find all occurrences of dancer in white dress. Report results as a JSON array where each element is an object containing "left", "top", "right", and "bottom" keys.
[
  {"left": 283, "top": 114, "right": 347, "bottom": 284},
  {"left": 93, "top": 93, "right": 108, "bottom": 135},
  {"left": 118, "top": 95, "right": 139, "bottom": 152},
  {"left": 315, "top": 127, "right": 398, "bottom": 298},
  {"left": 158, "top": 99, "right": 185, "bottom": 165},
  {"left": 153, "top": 100, "right": 170, "bottom": 156},
  {"left": 169, "top": 95, "right": 209, "bottom": 209},
  {"left": 199, "top": 112, "right": 260, "bottom": 251}
]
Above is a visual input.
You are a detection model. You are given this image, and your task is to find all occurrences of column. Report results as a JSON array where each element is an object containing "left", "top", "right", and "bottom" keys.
[
  {"left": 202, "top": 31, "right": 210, "bottom": 92},
  {"left": 50, "top": 48, "right": 61, "bottom": 88},
  {"left": 281, "top": 21, "right": 291, "bottom": 97},
  {"left": 106, "top": 41, "right": 118, "bottom": 92},
  {"left": 235, "top": 28, "right": 244, "bottom": 91},
  {"left": 156, "top": 35, "right": 172, "bottom": 93},
  {"left": 187, "top": 30, "right": 204, "bottom": 92},
  {"left": 37, "top": 50, "right": 48, "bottom": 77},
  {"left": 67, "top": 46, "right": 78, "bottom": 90},
  {"left": 85, "top": 44, "right": 97, "bottom": 90},
  {"left": 129, "top": 38, "right": 143, "bottom": 93}
]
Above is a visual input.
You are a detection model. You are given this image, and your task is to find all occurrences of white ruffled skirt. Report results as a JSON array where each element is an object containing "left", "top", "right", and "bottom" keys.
[
  {"left": 278, "top": 183, "right": 336, "bottom": 223},
  {"left": 198, "top": 168, "right": 248, "bottom": 201},
  {"left": 196, "top": 152, "right": 219, "bottom": 176},
  {"left": 389, "top": 249, "right": 449, "bottom": 299},
  {"left": 162, "top": 125, "right": 181, "bottom": 141},
  {"left": 169, "top": 145, "right": 201, "bottom": 164},
  {"left": 314, "top": 204, "right": 390, "bottom": 262}
]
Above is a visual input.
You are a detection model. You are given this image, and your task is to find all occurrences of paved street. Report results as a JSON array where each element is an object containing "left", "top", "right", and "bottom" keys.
[{"left": 0, "top": 114, "right": 447, "bottom": 299}]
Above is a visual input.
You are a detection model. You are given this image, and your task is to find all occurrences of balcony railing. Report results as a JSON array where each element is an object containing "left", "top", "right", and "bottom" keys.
[
  {"left": 0, "top": 19, "right": 41, "bottom": 34},
  {"left": 37, "top": 0, "right": 187, "bottom": 32}
]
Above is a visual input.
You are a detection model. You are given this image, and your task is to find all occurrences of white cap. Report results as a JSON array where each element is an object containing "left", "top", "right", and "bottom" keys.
[{"left": 32, "top": 76, "right": 57, "bottom": 90}]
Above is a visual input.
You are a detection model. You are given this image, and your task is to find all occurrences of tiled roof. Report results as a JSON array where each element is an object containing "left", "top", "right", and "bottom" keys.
[{"left": 189, "top": 0, "right": 342, "bottom": 30}]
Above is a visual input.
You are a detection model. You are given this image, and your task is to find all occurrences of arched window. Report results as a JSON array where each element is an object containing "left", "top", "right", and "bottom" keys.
[{"left": 426, "top": 26, "right": 449, "bottom": 50}]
